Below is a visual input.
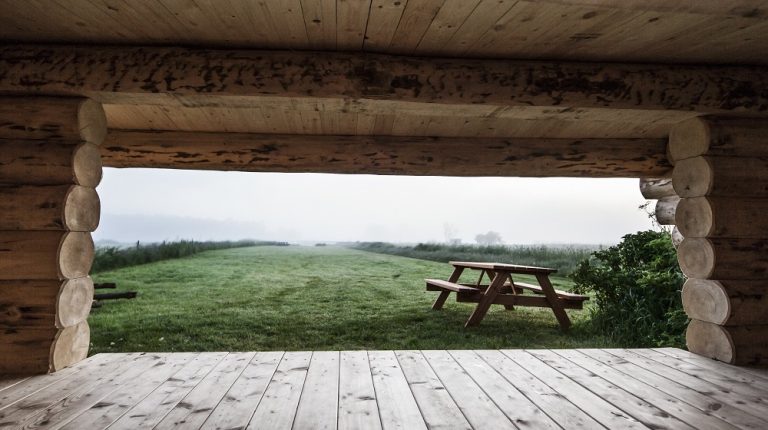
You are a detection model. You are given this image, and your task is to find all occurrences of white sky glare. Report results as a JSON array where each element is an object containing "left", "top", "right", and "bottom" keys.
[{"left": 94, "top": 168, "right": 655, "bottom": 245}]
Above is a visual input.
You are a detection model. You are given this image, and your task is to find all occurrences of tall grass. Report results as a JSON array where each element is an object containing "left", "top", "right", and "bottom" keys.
[
  {"left": 349, "top": 242, "right": 599, "bottom": 275},
  {"left": 92, "top": 240, "right": 289, "bottom": 273}
]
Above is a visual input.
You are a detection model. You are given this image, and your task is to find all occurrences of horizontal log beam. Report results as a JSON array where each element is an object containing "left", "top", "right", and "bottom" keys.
[
  {"left": 101, "top": 130, "right": 670, "bottom": 177},
  {"left": 0, "top": 97, "right": 107, "bottom": 144},
  {"left": 682, "top": 279, "right": 768, "bottom": 326},
  {"left": 686, "top": 319, "right": 768, "bottom": 366},
  {"left": 639, "top": 177, "right": 675, "bottom": 199},
  {"left": 0, "top": 185, "right": 100, "bottom": 231},
  {"left": 1, "top": 45, "right": 767, "bottom": 114}
]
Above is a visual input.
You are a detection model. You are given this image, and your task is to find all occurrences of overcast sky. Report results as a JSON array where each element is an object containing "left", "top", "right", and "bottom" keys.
[{"left": 93, "top": 168, "right": 655, "bottom": 245}]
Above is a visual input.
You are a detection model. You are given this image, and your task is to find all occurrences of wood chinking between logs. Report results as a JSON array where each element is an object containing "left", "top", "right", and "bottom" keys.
[
  {"left": 0, "top": 96, "right": 105, "bottom": 374},
  {"left": 670, "top": 116, "right": 768, "bottom": 366}
]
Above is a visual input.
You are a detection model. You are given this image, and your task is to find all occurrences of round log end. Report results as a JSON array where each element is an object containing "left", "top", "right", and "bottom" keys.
[
  {"left": 677, "top": 237, "right": 715, "bottom": 278},
  {"left": 682, "top": 279, "right": 729, "bottom": 325},
  {"left": 654, "top": 196, "right": 679, "bottom": 225},
  {"left": 669, "top": 117, "right": 710, "bottom": 163},
  {"left": 675, "top": 197, "right": 713, "bottom": 238},
  {"left": 64, "top": 186, "right": 101, "bottom": 232},
  {"left": 77, "top": 99, "right": 108, "bottom": 145},
  {"left": 57, "top": 232, "right": 95, "bottom": 279},
  {"left": 672, "top": 157, "right": 713, "bottom": 198},
  {"left": 639, "top": 177, "right": 675, "bottom": 200},
  {"left": 670, "top": 226, "right": 684, "bottom": 248},
  {"left": 56, "top": 277, "right": 94, "bottom": 328},
  {"left": 50, "top": 320, "right": 90, "bottom": 372},
  {"left": 73, "top": 143, "right": 103, "bottom": 187},
  {"left": 686, "top": 319, "right": 734, "bottom": 364}
]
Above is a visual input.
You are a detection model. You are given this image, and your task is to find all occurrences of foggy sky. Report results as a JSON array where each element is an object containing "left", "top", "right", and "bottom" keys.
[{"left": 94, "top": 168, "right": 656, "bottom": 245}]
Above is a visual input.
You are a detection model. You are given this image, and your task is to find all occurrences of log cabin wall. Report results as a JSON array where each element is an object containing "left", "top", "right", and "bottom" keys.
[
  {"left": 0, "top": 97, "right": 105, "bottom": 374},
  {"left": 670, "top": 117, "right": 768, "bottom": 366}
]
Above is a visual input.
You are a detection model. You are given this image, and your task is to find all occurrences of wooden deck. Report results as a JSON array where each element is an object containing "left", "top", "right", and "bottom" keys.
[{"left": 1, "top": 348, "right": 767, "bottom": 429}]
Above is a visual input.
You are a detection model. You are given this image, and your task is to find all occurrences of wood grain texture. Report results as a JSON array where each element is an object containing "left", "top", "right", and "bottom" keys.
[
  {"left": 677, "top": 237, "right": 768, "bottom": 279},
  {"left": 0, "top": 277, "right": 92, "bottom": 329},
  {"left": 669, "top": 116, "right": 768, "bottom": 162},
  {"left": 640, "top": 177, "right": 675, "bottom": 199},
  {"left": 101, "top": 130, "right": 670, "bottom": 177},
  {"left": 0, "top": 185, "right": 100, "bottom": 231},
  {"left": 0, "top": 97, "right": 106, "bottom": 144},
  {"left": 0, "top": 231, "right": 94, "bottom": 280},
  {"left": 676, "top": 196, "right": 768, "bottom": 238},
  {"left": 654, "top": 196, "right": 680, "bottom": 225},
  {"left": 683, "top": 278, "right": 768, "bottom": 326},
  {"left": 2, "top": 45, "right": 767, "bottom": 114},
  {"left": 673, "top": 156, "right": 768, "bottom": 198},
  {"left": 0, "top": 141, "right": 102, "bottom": 187},
  {"left": 687, "top": 319, "right": 768, "bottom": 366}
]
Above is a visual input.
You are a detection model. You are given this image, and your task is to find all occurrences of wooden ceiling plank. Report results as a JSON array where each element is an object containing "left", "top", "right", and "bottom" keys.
[
  {"left": 301, "top": 0, "right": 338, "bottom": 49},
  {"left": 523, "top": 0, "right": 768, "bottom": 18},
  {"left": 262, "top": 0, "right": 311, "bottom": 48},
  {"left": 415, "top": 0, "right": 481, "bottom": 54},
  {"left": 337, "top": 0, "right": 372, "bottom": 50},
  {"left": 364, "top": 0, "right": 408, "bottom": 51},
  {"left": 443, "top": 0, "right": 518, "bottom": 56},
  {"left": 387, "top": 0, "right": 445, "bottom": 54}
]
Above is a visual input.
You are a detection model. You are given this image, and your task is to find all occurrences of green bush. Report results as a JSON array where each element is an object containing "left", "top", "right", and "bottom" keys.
[{"left": 571, "top": 230, "right": 687, "bottom": 347}]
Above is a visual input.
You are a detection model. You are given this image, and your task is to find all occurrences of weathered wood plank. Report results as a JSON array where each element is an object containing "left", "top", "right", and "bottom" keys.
[
  {"left": 108, "top": 352, "right": 227, "bottom": 430},
  {"left": 101, "top": 130, "right": 671, "bottom": 177},
  {"left": 589, "top": 349, "right": 768, "bottom": 430},
  {"left": 422, "top": 350, "right": 515, "bottom": 429},
  {"left": 449, "top": 350, "right": 560, "bottom": 429},
  {"left": 199, "top": 351, "right": 282, "bottom": 430},
  {"left": 338, "top": 351, "right": 382, "bottom": 430},
  {"left": 369, "top": 351, "right": 427, "bottom": 430},
  {"left": 58, "top": 353, "right": 196, "bottom": 430},
  {"left": 555, "top": 349, "right": 736, "bottom": 430},
  {"left": 247, "top": 351, "right": 311, "bottom": 430},
  {"left": 394, "top": 351, "right": 471, "bottom": 430},
  {"left": 155, "top": 352, "right": 254, "bottom": 429},
  {"left": 293, "top": 351, "right": 339, "bottom": 430},
  {"left": 2, "top": 45, "right": 767, "bottom": 114},
  {"left": 475, "top": 350, "right": 603, "bottom": 429},
  {"left": 501, "top": 350, "right": 648, "bottom": 429},
  {"left": 654, "top": 348, "right": 768, "bottom": 388}
]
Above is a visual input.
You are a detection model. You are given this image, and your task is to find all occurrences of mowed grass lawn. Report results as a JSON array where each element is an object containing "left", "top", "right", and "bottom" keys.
[{"left": 89, "top": 246, "right": 616, "bottom": 353}]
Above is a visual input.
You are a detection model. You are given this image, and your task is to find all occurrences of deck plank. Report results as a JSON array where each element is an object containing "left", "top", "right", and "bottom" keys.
[
  {"left": 155, "top": 352, "right": 255, "bottom": 429},
  {"left": 395, "top": 350, "right": 471, "bottom": 430},
  {"left": 655, "top": 348, "right": 768, "bottom": 387},
  {"left": 247, "top": 351, "right": 312, "bottom": 430},
  {"left": 605, "top": 349, "right": 768, "bottom": 420},
  {"left": 200, "top": 351, "right": 283, "bottom": 430},
  {"left": 109, "top": 352, "right": 227, "bottom": 430},
  {"left": 450, "top": 350, "right": 560, "bottom": 429},
  {"left": 59, "top": 352, "right": 197, "bottom": 429},
  {"left": 588, "top": 349, "right": 768, "bottom": 430},
  {"left": 338, "top": 350, "right": 382, "bottom": 430},
  {"left": 475, "top": 349, "right": 603, "bottom": 429},
  {"left": 556, "top": 349, "right": 737, "bottom": 430},
  {"left": 0, "top": 353, "right": 118, "bottom": 411},
  {"left": 423, "top": 350, "right": 515, "bottom": 429},
  {"left": 0, "top": 375, "right": 31, "bottom": 393},
  {"left": 530, "top": 349, "right": 695, "bottom": 430},
  {"left": 0, "top": 353, "right": 158, "bottom": 429},
  {"left": 293, "top": 351, "right": 339, "bottom": 430},
  {"left": 501, "top": 350, "right": 649, "bottom": 429},
  {"left": 369, "top": 351, "right": 427, "bottom": 430}
]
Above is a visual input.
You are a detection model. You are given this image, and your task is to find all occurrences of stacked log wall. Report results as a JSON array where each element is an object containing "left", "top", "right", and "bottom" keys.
[
  {"left": 0, "top": 97, "right": 104, "bottom": 373},
  {"left": 670, "top": 116, "right": 768, "bottom": 366}
]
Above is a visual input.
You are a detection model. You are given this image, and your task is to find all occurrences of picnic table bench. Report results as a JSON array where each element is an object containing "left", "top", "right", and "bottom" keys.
[{"left": 426, "top": 261, "right": 588, "bottom": 329}]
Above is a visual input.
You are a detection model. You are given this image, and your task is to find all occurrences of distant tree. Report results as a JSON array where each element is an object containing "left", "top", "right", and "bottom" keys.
[
  {"left": 475, "top": 231, "right": 503, "bottom": 246},
  {"left": 443, "top": 223, "right": 461, "bottom": 245}
]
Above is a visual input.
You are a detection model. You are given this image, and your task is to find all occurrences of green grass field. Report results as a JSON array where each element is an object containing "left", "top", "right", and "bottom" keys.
[{"left": 89, "top": 246, "right": 617, "bottom": 354}]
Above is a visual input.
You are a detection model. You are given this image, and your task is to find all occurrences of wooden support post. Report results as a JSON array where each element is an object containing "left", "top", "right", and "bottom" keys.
[
  {"left": 0, "top": 96, "right": 104, "bottom": 374},
  {"left": 670, "top": 115, "right": 768, "bottom": 366}
]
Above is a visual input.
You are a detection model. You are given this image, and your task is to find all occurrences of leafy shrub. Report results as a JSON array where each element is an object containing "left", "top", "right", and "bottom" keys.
[
  {"left": 92, "top": 240, "right": 289, "bottom": 273},
  {"left": 571, "top": 230, "right": 687, "bottom": 347}
]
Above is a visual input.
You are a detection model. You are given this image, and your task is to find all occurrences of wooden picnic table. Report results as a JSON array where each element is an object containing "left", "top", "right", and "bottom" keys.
[{"left": 426, "top": 261, "right": 588, "bottom": 329}]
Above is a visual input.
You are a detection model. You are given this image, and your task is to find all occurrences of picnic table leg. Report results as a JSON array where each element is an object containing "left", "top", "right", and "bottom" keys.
[
  {"left": 487, "top": 270, "right": 514, "bottom": 310},
  {"left": 432, "top": 266, "right": 464, "bottom": 310},
  {"left": 536, "top": 274, "right": 571, "bottom": 330},
  {"left": 464, "top": 271, "right": 507, "bottom": 327}
]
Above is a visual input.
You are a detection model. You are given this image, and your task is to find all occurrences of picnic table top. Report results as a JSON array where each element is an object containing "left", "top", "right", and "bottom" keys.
[{"left": 449, "top": 261, "right": 557, "bottom": 274}]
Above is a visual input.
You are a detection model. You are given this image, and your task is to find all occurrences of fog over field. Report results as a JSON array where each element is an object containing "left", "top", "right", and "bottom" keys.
[{"left": 95, "top": 168, "right": 654, "bottom": 245}]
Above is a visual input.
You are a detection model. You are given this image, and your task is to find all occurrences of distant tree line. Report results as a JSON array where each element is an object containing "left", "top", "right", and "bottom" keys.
[{"left": 92, "top": 240, "right": 289, "bottom": 273}]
